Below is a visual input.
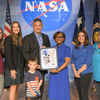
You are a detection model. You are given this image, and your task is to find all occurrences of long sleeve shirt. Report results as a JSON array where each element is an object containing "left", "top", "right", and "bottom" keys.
[{"left": 71, "top": 44, "right": 94, "bottom": 75}]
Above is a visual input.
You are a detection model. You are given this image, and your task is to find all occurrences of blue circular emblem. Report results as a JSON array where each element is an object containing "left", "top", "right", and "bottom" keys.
[{"left": 21, "top": 0, "right": 72, "bottom": 31}]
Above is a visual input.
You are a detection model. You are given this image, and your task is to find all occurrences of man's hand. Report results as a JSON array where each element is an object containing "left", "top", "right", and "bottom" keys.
[{"left": 41, "top": 46, "right": 46, "bottom": 48}]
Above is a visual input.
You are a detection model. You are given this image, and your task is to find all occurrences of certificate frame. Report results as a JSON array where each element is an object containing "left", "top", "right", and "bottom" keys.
[{"left": 40, "top": 47, "right": 58, "bottom": 70}]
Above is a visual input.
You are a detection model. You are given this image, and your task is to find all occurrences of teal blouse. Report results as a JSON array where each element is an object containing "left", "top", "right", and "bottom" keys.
[{"left": 92, "top": 42, "right": 100, "bottom": 82}]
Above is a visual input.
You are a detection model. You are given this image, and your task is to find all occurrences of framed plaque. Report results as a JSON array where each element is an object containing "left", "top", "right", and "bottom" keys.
[{"left": 40, "top": 47, "right": 58, "bottom": 70}]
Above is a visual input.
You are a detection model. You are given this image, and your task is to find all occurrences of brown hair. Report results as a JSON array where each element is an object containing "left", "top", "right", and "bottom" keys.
[
  {"left": 75, "top": 30, "right": 89, "bottom": 49},
  {"left": 10, "top": 21, "right": 23, "bottom": 46},
  {"left": 28, "top": 57, "right": 37, "bottom": 64},
  {"left": 0, "top": 28, "right": 4, "bottom": 51},
  {"left": 53, "top": 31, "right": 66, "bottom": 42},
  {"left": 33, "top": 18, "right": 43, "bottom": 25}
]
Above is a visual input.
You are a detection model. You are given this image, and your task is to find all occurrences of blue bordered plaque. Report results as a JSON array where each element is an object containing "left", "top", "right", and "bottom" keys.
[{"left": 40, "top": 47, "right": 58, "bottom": 70}]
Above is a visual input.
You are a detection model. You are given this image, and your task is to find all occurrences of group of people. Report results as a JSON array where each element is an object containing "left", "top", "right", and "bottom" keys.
[{"left": 0, "top": 18, "right": 100, "bottom": 100}]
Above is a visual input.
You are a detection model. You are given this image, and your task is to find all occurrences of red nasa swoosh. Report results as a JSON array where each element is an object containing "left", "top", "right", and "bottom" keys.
[{"left": 19, "top": 0, "right": 65, "bottom": 28}]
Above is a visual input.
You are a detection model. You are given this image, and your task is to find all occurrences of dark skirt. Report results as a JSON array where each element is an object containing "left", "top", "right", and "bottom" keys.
[{"left": 4, "top": 65, "right": 24, "bottom": 87}]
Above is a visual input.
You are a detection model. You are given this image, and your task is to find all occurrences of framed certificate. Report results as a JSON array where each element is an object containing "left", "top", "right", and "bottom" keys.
[{"left": 40, "top": 47, "right": 58, "bottom": 70}]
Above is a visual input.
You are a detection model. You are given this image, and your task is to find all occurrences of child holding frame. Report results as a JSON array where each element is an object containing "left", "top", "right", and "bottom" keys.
[{"left": 24, "top": 58, "right": 43, "bottom": 100}]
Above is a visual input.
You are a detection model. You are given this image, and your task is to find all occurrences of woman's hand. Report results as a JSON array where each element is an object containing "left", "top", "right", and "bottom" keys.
[
  {"left": 49, "top": 69, "right": 58, "bottom": 73},
  {"left": 74, "top": 71, "right": 80, "bottom": 78},
  {"left": 10, "top": 70, "right": 17, "bottom": 79}
]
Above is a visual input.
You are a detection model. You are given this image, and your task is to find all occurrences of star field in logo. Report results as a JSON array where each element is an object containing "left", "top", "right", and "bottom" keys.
[{"left": 20, "top": 0, "right": 72, "bottom": 31}]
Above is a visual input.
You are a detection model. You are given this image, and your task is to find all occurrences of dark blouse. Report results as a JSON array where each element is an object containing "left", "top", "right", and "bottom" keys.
[
  {"left": 0, "top": 51, "right": 4, "bottom": 73},
  {"left": 4, "top": 36, "right": 24, "bottom": 70}
]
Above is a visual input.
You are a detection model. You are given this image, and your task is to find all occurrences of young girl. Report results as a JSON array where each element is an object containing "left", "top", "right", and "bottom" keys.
[
  {"left": 4, "top": 21, "right": 24, "bottom": 100},
  {"left": 0, "top": 28, "right": 4, "bottom": 98}
]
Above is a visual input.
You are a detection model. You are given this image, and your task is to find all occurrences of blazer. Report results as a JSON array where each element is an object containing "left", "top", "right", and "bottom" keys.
[
  {"left": 4, "top": 36, "right": 23, "bottom": 70},
  {"left": 23, "top": 32, "right": 51, "bottom": 74}
]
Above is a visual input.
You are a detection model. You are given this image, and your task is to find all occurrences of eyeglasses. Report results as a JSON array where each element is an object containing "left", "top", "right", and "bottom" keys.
[{"left": 56, "top": 36, "right": 64, "bottom": 38}]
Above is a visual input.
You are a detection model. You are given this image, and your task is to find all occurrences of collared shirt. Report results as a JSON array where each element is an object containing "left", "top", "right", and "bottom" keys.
[
  {"left": 34, "top": 32, "right": 43, "bottom": 48},
  {"left": 92, "top": 42, "right": 100, "bottom": 82},
  {"left": 71, "top": 44, "right": 94, "bottom": 75}
]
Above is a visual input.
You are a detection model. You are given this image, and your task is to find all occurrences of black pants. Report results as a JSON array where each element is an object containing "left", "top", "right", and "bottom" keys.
[{"left": 74, "top": 73, "right": 92, "bottom": 100}]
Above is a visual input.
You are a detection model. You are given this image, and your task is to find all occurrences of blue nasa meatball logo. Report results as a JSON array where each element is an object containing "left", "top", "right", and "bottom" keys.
[{"left": 20, "top": 0, "right": 72, "bottom": 31}]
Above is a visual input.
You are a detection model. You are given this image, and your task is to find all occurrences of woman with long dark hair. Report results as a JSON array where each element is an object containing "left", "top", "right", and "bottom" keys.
[
  {"left": 0, "top": 28, "right": 4, "bottom": 98},
  {"left": 4, "top": 21, "right": 24, "bottom": 100},
  {"left": 71, "top": 30, "right": 94, "bottom": 100}
]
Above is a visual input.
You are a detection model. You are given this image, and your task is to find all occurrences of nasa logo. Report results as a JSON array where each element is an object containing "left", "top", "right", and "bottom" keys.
[
  {"left": 91, "top": 23, "right": 100, "bottom": 44},
  {"left": 20, "top": 0, "right": 72, "bottom": 31}
]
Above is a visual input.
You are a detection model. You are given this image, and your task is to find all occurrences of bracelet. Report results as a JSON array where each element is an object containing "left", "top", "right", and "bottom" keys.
[{"left": 57, "top": 69, "right": 59, "bottom": 73}]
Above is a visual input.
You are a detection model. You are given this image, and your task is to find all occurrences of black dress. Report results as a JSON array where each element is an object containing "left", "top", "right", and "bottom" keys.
[{"left": 4, "top": 37, "right": 24, "bottom": 86}]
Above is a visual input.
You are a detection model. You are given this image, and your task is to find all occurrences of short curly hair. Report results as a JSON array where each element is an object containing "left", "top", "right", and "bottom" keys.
[{"left": 53, "top": 31, "right": 66, "bottom": 42}]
